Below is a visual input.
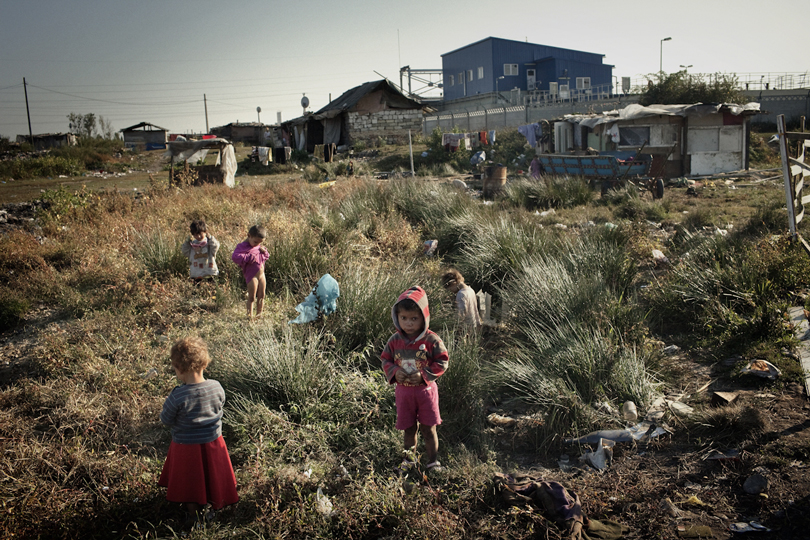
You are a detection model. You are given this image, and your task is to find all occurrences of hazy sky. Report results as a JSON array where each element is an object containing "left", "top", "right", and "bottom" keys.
[{"left": 2, "top": 0, "right": 807, "bottom": 139}]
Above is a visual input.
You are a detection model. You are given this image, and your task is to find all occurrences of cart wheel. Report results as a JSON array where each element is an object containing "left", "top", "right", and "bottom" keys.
[{"left": 653, "top": 178, "right": 664, "bottom": 200}]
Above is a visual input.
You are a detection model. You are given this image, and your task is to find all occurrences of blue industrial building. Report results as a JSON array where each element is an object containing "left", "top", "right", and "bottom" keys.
[{"left": 441, "top": 37, "right": 614, "bottom": 101}]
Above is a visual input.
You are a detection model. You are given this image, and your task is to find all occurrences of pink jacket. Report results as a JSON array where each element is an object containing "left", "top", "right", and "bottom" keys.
[{"left": 231, "top": 240, "right": 270, "bottom": 283}]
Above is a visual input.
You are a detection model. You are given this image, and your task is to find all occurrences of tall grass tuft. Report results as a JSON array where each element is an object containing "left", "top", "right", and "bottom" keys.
[
  {"left": 325, "top": 262, "right": 431, "bottom": 354},
  {"left": 453, "top": 216, "right": 551, "bottom": 289},
  {"left": 437, "top": 327, "right": 488, "bottom": 448},
  {"left": 215, "top": 324, "right": 339, "bottom": 409},
  {"left": 501, "top": 175, "right": 594, "bottom": 210},
  {"left": 129, "top": 225, "right": 187, "bottom": 278}
]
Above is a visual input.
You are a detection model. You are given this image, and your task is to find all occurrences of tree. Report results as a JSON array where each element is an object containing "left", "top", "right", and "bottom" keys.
[
  {"left": 637, "top": 71, "right": 746, "bottom": 106},
  {"left": 67, "top": 113, "right": 97, "bottom": 138},
  {"left": 98, "top": 116, "right": 115, "bottom": 140}
]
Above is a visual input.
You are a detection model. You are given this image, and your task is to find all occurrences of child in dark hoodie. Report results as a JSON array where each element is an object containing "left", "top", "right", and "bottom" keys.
[{"left": 381, "top": 286, "right": 449, "bottom": 473}]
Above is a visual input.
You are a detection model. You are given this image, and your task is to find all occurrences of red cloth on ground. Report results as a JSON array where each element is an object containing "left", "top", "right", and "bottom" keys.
[{"left": 159, "top": 436, "right": 238, "bottom": 510}]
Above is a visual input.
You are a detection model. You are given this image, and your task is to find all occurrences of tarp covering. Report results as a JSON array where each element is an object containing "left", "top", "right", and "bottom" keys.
[
  {"left": 165, "top": 138, "right": 237, "bottom": 188},
  {"left": 563, "top": 102, "right": 761, "bottom": 129}
]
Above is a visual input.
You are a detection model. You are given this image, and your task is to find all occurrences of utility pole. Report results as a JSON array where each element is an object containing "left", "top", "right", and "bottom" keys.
[
  {"left": 204, "top": 94, "right": 209, "bottom": 134},
  {"left": 23, "top": 78, "right": 33, "bottom": 145}
]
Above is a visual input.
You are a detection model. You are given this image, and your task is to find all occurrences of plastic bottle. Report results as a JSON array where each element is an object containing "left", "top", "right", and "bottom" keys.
[{"left": 621, "top": 401, "right": 638, "bottom": 422}]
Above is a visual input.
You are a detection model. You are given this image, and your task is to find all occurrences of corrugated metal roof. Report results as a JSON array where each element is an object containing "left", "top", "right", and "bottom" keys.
[
  {"left": 312, "top": 79, "right": 422, "bottom": 117},
  {"left": 121, "top": 122, "right": 168, "bottom": 132}
]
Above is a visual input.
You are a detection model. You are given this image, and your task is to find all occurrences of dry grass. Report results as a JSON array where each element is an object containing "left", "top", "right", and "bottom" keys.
[{"left": 0, "top": 149, "right": 806, "bottom": 539}]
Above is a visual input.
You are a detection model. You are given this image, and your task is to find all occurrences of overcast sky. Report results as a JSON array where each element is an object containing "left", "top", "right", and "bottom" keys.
[{"left": 2, "top": 0, "right": 807, "bottom": 139}]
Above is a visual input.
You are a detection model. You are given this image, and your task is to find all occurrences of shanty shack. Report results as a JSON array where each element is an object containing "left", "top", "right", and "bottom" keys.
[
  {"left": 121, "top": 122, "right": 168, "bottom": 149},
  {"left": 210, "top": 122, "right": 274, "bottom": 145},
  {"left": 15, "top": 132, "right": 77, "bottom": 150},
  {"left": 165, "top": 138, "right": 237, "bottom": 188},
  {"left": 550, "top": 103, "right": 761, "bottom": 177},
  {"left": 281, "top": 79, "right": 425, "bottom": 153}
]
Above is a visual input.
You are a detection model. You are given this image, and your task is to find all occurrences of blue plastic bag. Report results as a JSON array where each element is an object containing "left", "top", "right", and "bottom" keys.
[{"left": 289, "top": 274, "right": 340, "bottom": 324}]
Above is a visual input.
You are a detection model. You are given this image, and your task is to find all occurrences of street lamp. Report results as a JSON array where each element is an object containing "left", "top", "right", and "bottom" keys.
[{"left": 659, "top": 37, "right": 672, "bottom": 73}]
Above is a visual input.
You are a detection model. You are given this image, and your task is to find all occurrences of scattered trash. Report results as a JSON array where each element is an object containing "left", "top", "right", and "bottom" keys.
[
  {"left": 554, "top": 223, "right": 568, "bottom": 229},
  {"left": 646, "top": 397, "right": 667, "bottom": 421},
  {"left": 558, "top": 454, "right": 572, "bottom": 471},
  {"left": 566, "top": 422, "right": 669, "bottom": 445},
  {"left": 705, "top": 449, "right": 740, "bottom": 462},
  {"left": 740, "top": 359, "right": 781, "bottom": 380},
  {"left": 539, "top": 209, "right": 556, "bottom": 217},
  {"left": 483, "top": 200, "right": 493, "bottom": 205},
  {"left": 289, "top": 274, "right": 340, "bottom": 324},
  {"left": 660, "top": 497, "right": 681, "bottom": 517},
  {"left": 743, "top": 473, "right": 768, "bottom": 495},
  {"left": 423, "top": 240, "right": 438, "bottom": 256},
  {"left": 621, "top": 401, "right": 638, "bottom": 422},
  {"left": 662, "top": 345, "right": 680, "bottom": 355},
  {"left": 580, "top": 438, "right": 614, "bottom": 470},
  {"left": 421, "top": 151, "right": 429, "bottom": 158},
  {"left": 470, "top": 150, "right": 486, "bottom": 166},
  {"left": 452, "top": 179, "right": 468, "bottom": 189},
  {"left": 596, "top": 401, "right": 615, "bottom": 415},
  {"left": 668, "top": 401, "right": 694, "bottom": 416},
  {"left": 651, "top": 249, "right": 669, "bottom": 265},
  {"left": 487, "top": 413, "right": 517, "bottom": 427},
  {"left": 677, "top": 524, "right": 714, "bottom": 537},
  {"left": 316, "top": 487, "right": 334, "bottom": 517},
  {"left": 318, "top": 180, "right": 336, "bottom": 189},
  {"left": 303, "top": 467, "right": 312, "bottom": 478},
  {"left": 157, "top": 335, "right": 169, "bottom": 343},
  {"left": 140, "top": 368, "right": 158, "bottom": 380},
  {"left": 604, "top": 222, "right": 617, "bottom": 230},
  {"left": 712, "top": 391, "right": 739, "bottom": 407},
  {"left": 729, "top": 521, "right": 771, "bottom": 533}
]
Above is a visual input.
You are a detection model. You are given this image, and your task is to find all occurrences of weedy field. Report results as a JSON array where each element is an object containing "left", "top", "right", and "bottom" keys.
[{"left": 2, "top": 136, "right": 810, "bottom": 540}]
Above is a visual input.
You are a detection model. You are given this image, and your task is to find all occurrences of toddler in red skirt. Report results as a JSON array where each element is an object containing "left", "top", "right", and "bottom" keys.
[{"left": 159, "top": 336, "right": 238, "bottom": 523}]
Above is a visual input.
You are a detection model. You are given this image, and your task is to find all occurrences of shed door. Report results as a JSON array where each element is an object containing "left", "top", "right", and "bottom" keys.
[
  {"left": 527, "top": 69, "right": 536, "bottom": 91},
  {"left": 687, "top": 125, "right": 743, "bottom": 175}
]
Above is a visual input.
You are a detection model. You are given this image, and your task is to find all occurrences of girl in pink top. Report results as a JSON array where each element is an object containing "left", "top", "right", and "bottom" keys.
[{"left": 231, "top": 225, "right": 270, "bottom": 317}]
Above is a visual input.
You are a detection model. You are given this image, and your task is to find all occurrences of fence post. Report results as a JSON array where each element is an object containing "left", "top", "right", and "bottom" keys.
[
  {"left": 467, "top": 110, "right": 471, "bottom": 132},
  {"left": 450, "top": 112, "right": 455, "bottom": 131},
  {"left": 503, "top": 107, "right": 507, "bottom": 129},
  {"left": 778, "top": 114, "right": 797, "bottom": 239},
  {"left": 484, "top": 108, "right": 488, "bottom": 131}
]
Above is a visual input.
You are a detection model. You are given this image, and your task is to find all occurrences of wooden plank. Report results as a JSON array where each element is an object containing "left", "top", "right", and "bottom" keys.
[
  {"left": 783, "top": 132, "right": 810, "bottom": 141},
  {"left": 788, "top": 305, "right": 810, "bottom": 401}
]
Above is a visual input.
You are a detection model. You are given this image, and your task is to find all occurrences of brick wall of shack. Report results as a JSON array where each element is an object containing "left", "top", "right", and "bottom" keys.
[{"left": 346, "top": 109, "right": 422, "bottom": 144}]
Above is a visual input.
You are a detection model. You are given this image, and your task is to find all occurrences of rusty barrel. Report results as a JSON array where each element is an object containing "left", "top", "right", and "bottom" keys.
[{"left": 483, "top": 166, "right": 507, "bottom": 197}]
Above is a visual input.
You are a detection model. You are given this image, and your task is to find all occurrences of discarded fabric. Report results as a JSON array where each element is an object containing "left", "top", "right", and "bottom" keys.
[
  {"left": 741, "top": 359, "right": 781, "bottom": 380},
  {"left": 289, "top": 274, "right": 340, "bottom": 324},
  {"left": 423, "top": 240, "right": 438, "bottom": 256},
  {"left": 565, "top": 422, "right": 669, "bottom": 445}
]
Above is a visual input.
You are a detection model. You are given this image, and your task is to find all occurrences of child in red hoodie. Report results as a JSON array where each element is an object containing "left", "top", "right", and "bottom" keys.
[{"left": 381, "top": 286, "right": 449, "bottom": 473}]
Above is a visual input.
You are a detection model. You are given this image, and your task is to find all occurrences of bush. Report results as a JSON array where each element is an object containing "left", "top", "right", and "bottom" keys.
[
  {"left": 501, "top": 175, "right": 594, "bottom": 210},
  {"left": 0, "top": 155, "right": 82, "bottom": 181}
]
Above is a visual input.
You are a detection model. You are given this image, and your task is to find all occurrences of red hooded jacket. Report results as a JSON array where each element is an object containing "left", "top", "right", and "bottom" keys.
[{"left": 381, "top": 286, "right": 449, "bottom": 387}]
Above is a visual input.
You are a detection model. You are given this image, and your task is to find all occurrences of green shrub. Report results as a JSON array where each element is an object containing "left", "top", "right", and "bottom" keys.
[
  {"left": 0, "top": 155, "right": 82, "bottom": 181},
  {"left": 129, "top": 226, "right": 188, "bottom": 278},
  {"left": 0, "top": 294, "right": 30, "bottom": 331},
  {"left": 501, "top": 175, "right": 594, "bottom": 210}
]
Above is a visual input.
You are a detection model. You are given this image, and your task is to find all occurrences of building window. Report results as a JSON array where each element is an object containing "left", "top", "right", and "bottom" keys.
[
  {"left": 458, "top": 73, "right": 463, "bottom": 86},
  {"left": 478, "top": 67, "right": 484, "bottom": 79},
  {"left": 619, "top": 126, "right": 650, "bottom": 147},
  {"left": 467, "top": 70, "right": 473, "bottom": 82},
  {"left": 448, "top": 75, "right": 454, "bottom": 87},
  {"left": 576, "top": 77, "right": 591, "bottom": 89},
  {"left": 504, "top": 64, "right": 518, "bottom": 76}
]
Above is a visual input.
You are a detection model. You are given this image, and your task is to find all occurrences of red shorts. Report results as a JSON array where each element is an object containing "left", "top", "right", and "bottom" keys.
[
  {"left": 158, "top": 436, "right": 239, "bottom": 510},
  {"left": 395, "top": 383, "right": 442, "bottom": 429}
]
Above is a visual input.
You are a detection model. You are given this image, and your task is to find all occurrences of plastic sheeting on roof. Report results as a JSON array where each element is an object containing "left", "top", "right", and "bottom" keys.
[
  {"left": 563, "top": 102, "right": 761, "bottom": 129},
  {"left": 165, "top": 138, "right": 237, "bottom": 188}
]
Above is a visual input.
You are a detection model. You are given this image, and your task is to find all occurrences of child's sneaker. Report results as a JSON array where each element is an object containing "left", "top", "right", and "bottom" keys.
[
  {"left": 397, "top": 459, "right": 416, "bottom": 475},
  {"left": 426, "top": 460, "right": 443, "bottom": 474}
]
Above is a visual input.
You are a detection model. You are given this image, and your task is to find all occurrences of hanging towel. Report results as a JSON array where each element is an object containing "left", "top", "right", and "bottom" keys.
[{"left": 489, "top": 130, "right": 496, "bottom": 144}]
